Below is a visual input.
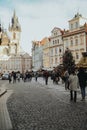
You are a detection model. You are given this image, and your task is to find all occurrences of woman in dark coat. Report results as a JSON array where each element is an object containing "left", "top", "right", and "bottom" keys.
[{"left": 78, "top": 67, "right": 87, "bottom": 101}]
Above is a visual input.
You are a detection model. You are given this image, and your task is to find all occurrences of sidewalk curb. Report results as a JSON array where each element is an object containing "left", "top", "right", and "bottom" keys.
[{"left": 0, "top": 88, "right": 7, "bottom": 97}]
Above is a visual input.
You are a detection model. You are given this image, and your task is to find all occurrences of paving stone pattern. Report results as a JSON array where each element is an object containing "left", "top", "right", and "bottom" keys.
[{"left": 7, "top": 78, "right": 87, "bottom": 130}]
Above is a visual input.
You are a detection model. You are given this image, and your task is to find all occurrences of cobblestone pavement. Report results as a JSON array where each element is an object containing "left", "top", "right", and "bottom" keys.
[{"left": 5, "top": 77, "right": 87, "bottom": 130}]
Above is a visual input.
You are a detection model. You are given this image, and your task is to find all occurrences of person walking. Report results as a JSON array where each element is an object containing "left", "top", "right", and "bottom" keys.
[
  {"left": 35, "top": 72, "right": 38, "bottom": 82},
  {"left": 17, "top": 71, "right": 20, "bottom": 82},
  {"left": 12, "top": 71, "right": 16, "bottom": 83},
  {"left": 8, "top": 73, "right": 12, "bottom": 83},
  {"left": 68, "top": 70, "right": 79, "bottom": 102},
  {"left": 51, "top": 71, "right": 56, "bottom": 84},
  {"left": 43, "top": 70, "right": 49, "bottom": 85},
  {"left": 77, "top": 67, "right": 87, "bottom": 101},
  {"left": 64, "top": 69, "right": 69, "bottom": 90}
]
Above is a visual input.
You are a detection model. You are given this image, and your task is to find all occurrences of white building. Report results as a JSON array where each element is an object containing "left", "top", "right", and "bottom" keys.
[
  {"left": 0, "top": 10, "right": 32, "bottom": 73},
  {"left": 50, "top": 27, "right": 64, "bottom": 68}
]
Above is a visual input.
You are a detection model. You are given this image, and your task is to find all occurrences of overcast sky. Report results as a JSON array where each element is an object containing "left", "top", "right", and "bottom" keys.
[{"left": 0, "top": 0, "right": 87, "bottom": 55}]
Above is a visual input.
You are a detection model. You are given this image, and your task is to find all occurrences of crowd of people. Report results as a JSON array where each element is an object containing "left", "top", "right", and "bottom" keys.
[
  {"left": 8, "top": 71, "right": 33, "bottom": 84},
  {"left": 6, "top": 67, "right": 87, "bottom": 103},
  {"left": 59, "top": 67, "right": 87, "bottom": 102}
]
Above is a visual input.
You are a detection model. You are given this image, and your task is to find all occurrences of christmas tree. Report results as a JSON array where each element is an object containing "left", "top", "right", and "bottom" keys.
[{"left": 63, "top": 48, "right": 75, "bottom": 72}]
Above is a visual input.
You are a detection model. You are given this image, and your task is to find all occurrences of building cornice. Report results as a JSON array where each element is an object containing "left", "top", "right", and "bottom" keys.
[{"left": 63, "top": 26, "right": 87, "bottom": 38}]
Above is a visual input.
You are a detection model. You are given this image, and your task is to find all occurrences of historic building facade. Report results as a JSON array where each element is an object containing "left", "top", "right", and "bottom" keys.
[
  {"left": 32, "top": 28, "right": 64, "bottom": 71},
  {"left": 32, "top": 13, "right": 87, "bottom": 70},
  {"left": 32, "top": 39, "right": 43, "bottom": 71},
  {"left": 0, "top": 10, "right": 32, "bottom": 74},
  {"left": 9, "top": 10, "right": 21, "bottom": 55},
  {"left": 49, "top": 27, "right": 64, "bottom": 68},
  {"left": 63, "top": 13, "right": 87, "bottom": 64},
  {"left": 42, "top": 37, "right": 50, "bottom": 70}
]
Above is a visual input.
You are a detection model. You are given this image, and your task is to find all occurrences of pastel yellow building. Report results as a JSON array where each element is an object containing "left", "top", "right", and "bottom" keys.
[{"left": 42, "top": 37, "right": 50, "bottom": 69}]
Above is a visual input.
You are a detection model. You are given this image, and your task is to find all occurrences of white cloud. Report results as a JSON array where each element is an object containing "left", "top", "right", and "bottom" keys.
[{"left": 1, "top": 0, "right": 87, "bottom": 55}]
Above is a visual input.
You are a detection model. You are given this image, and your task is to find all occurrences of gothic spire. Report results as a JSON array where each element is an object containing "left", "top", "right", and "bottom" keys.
[
  {"left": 13, "top": 9, "right": 16, "bottom": 18},
  {"left": 9, "top": 10, "right": 21, "bottom": 32}
]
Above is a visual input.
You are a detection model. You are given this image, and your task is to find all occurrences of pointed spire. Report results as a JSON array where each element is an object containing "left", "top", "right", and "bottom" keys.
[
  {"left": 13, "top": 9, "right": 16, "bottom": 18},
  {"left": 9, "top": 10, "right": 21, "bottom": 32}
]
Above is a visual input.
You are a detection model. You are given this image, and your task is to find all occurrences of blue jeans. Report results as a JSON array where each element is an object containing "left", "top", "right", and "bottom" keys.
[{"left": 81, "top": 87, "right": 86, "bottom": 99}]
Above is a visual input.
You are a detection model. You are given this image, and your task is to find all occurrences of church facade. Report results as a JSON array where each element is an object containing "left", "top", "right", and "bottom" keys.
[{"left": 0, "top": 10, "right": 32, "bottom": 74}]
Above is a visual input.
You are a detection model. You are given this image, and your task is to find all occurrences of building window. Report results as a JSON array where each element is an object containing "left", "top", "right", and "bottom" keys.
[
  {"left": 76, "top": 53, "right": 79, "bottom": 59},
  {"left": 51, "top": 49, "right": 53, "bottom": 55},
  {"left": 71, "top": 24, "right": 73, "bottom": 29},
  {"left": 58, "top": 39, "right": 59, "bottom": 43},
  {"left": 53, "top": 40, "right": 54, "bottom": 44},
  {"left": 80, "top": 35, "right": 84, "bottom": 45},
  {"left": 55, "top": 58, "right": 57, "bottom": 64},
  {"left": 51, "top": 58, "right": 53, "bottom": 64},
  {"left": 59, "top": 48, "right": 61, "bottom": 53},
  {"left": 55, "top": 48, "right": 58, "bottom": 54},
  {"left": 65, "top": 39, "right": 68, "bottom": 48},
  {"left": 54, "top": 32, "right": 57, "bottom": 36},
  {"left": 55, "top": 40, "right": 57, "bottom": 44},
  {"left": 71, "top": 40, "right": 73, "bottom": 46},
  {"left": 75, "top": 39, "right": 78, "bottom": 45}
]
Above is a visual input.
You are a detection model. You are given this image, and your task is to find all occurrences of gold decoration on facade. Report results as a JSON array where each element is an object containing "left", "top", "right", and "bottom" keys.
[{"left": 76, "top": 52, "right": 87, "bottom": 68}]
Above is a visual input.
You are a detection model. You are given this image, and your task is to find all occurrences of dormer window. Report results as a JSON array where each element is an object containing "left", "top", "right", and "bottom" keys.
[
  {"left": 54, "top": 32, "right": 57, "bottom": 36},
  {"left": 75, "top": 22, "right": 78, "bottom": 28}
]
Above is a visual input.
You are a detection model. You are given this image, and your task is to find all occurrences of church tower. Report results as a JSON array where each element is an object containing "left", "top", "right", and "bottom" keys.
[{"left": 9, "top": 10, "right": 21, "bottom": 55}]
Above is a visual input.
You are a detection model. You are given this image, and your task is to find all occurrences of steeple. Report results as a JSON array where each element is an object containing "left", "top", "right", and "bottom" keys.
[
  {"left": 13, "top": 9, "right": 16, "bottom": 18},
  {"left": 9, "top": 10, "right": 21, "bottom": 55},
  {"left": 9, "top": 10, "right": 21, "bottom": 32}
]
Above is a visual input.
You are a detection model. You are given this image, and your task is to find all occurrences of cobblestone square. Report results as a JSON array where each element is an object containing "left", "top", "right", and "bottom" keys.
[{"left": 3, "top": 77, "right": 87, "bottom": 130}]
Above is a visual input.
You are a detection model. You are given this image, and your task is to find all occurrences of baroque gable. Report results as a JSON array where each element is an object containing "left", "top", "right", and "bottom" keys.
[{"left": 51, "top": 27, "right": 63, "bottom": 37}]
